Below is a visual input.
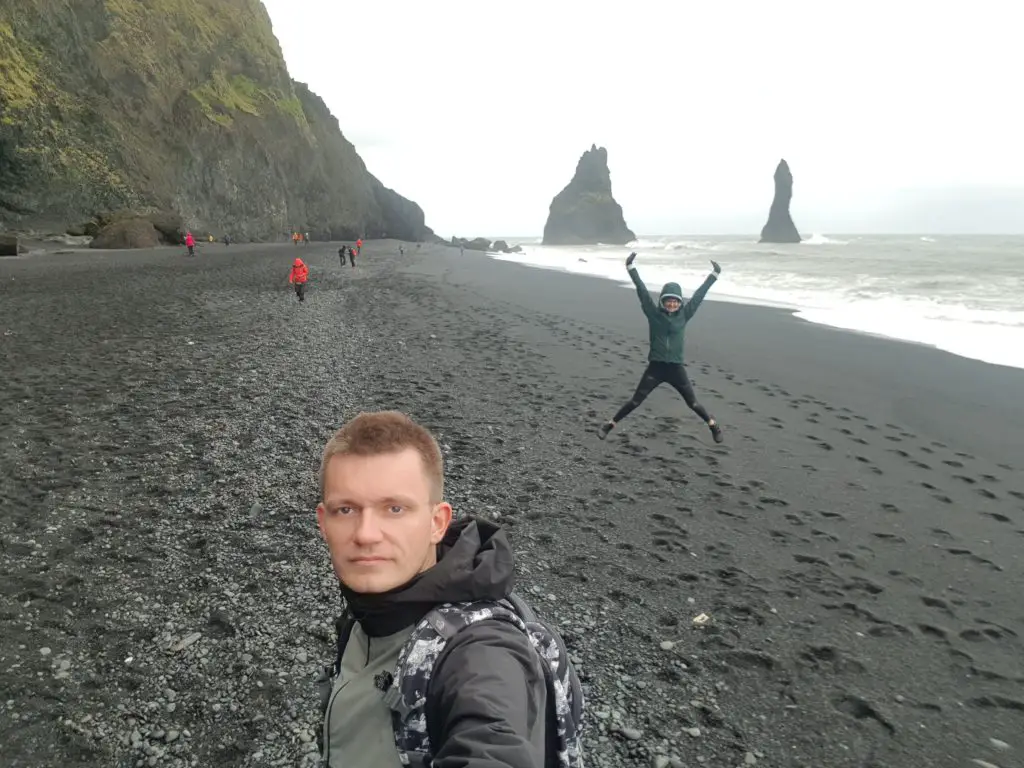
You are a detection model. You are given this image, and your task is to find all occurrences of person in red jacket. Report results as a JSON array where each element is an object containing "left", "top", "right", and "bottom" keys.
[
  {"left": 289, "top": 257, "right": 310, "bottom": 302},
  {"left": 355, "top": 238, "right": 363, "bottom": 256},
  {"left": 185, "top": 231, "right": 195, "bottom": 257}
]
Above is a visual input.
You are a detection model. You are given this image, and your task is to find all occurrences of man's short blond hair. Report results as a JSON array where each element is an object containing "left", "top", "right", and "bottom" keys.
[{"left": 320, "top": 411, "right": 444, "bottom": 501}]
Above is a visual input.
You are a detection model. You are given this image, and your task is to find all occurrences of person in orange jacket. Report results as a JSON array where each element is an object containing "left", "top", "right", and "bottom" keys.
[
  {"left": 185, "top": 231, "right": 195, "bottom": 257},
  {"left": 355, "top": 237, "right": 363, "bottom": 256},
  {"left": 289, "top": 257, "right": 310, "bottom": 302}
]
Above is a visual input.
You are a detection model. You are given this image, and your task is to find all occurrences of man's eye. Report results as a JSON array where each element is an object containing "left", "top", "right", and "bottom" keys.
[
  {"left": 333, "top": 507, "right": 353, "bottom": 516},
  {"left": 389, "top": 506, "right": 403, "bottom": 514}
]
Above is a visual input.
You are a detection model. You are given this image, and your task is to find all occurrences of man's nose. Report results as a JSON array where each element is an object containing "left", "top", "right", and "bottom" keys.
[{"left": 352, "top": 511, "right": 384, "bottom": 544}]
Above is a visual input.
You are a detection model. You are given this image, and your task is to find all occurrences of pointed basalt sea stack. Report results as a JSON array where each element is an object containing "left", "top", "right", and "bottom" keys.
[
  {"left": 759, "top": 159, "right": 801, "bottom": 243},
  {"left": 542, "top": 145, "right": 635, "bottom": 245}
]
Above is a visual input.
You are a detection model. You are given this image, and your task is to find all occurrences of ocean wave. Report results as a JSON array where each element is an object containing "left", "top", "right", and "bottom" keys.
[
  {"left": 803, "top": 233, "right": 849, "bottom": 245},
  {"left": 489, "top": 238, "right": 1024, "bottom": 370}
]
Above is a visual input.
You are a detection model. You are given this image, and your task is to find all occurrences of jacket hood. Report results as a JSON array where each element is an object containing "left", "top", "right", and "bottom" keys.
[
  {"left": 340, "top": 517, "right": 515, "bottom": 635},
  {"left": 659, "top": 282, "right": 683, "bottom": 306},
  {"left": 293, "top": 258, "right": 304, "bottom": 267}
]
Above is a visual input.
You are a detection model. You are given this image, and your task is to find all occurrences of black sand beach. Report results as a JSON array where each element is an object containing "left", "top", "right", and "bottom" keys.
[{"left": 1, "top": 242, "right": 1022, "bottom": 768}]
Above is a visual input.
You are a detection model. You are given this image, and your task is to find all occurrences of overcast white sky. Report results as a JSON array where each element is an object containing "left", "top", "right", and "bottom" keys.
[{"left": 261, "top": 1, "right": 1023, "bottom": 236}]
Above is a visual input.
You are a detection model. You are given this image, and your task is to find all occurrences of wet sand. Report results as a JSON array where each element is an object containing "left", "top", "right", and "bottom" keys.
[{"left": 1, "top": 241, "right": 1022, "bottom": 767}]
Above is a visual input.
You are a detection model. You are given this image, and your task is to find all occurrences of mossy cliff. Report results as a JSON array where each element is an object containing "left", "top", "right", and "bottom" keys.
[{"left": 0, "top": 0, "right": 426, "bottom": 240}]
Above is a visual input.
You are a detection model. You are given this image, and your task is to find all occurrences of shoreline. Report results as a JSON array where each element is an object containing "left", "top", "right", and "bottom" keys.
[{"left": 486, "top": 247, "right": 1024, "bottom": 373}]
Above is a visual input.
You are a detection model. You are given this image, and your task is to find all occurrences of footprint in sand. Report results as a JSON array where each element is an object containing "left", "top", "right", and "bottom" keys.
[
  {"left": 921, "top": 596, "right": 955, "bottom": 616},
  {"left": 984, "top": 512, "right": 1012, "bottom": 524},
  {"left": 944, "top": 548, "right": 1002, "bottom": 571},
  {"left": 872, "top": 531, "right": 906, "bottom": 542}
]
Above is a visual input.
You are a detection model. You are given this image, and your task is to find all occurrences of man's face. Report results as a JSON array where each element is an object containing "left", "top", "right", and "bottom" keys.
[{"left": 317, "top": 448, "right": 452, "bottom": 594}]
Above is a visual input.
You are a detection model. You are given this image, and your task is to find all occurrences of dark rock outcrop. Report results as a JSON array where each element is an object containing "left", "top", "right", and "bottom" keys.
[
  {"left": 89, "top": 210, "right": 186, "bottom": 249},
  {"left": 0, "top": 1, "right": 429, "bottom": 241},
  {"left": 759, "top": 159, "right": 801, "bottom": 243},
  {"left": 90, "top": 218, "right": 161, "bottom": 250},
  {"left": 422, "top": 227, "right": 447, "bottom": 245},
  {"left": 542, "top": 145, "right": 635, "bottom": 246},
  {"left": 451, "top": 236, "right": 491, "bottom": 252},
  {"left": 489, "top": 240, "right": 522, "bottom": 254},
  {"left": 0, "top": 234, "right": 20, "bottom": 256}
]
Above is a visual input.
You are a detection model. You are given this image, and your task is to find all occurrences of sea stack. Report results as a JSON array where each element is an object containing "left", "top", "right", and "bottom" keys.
[
  {"left": 542, "top": 145, "right": 635, "bottom": 246},
  {"left": 759, "top": 159, "right": 801, "bottom": 244}
]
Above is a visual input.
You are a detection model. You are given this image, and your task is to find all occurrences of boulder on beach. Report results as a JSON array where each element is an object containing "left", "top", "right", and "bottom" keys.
[
  {"left": 86, "top": 210, "right": 187, "bottom": 249},
  {"left": 492, "top": 239, "right": 509, "bottom": 252},
  {"left": 89, "top": 218, "right": 162, "bottom": 249},
  {"left": 542, "top": 145, "right": 635, "bottom": 246},
  {"left": 451, "top": 236, "right": 492, "bottom": 252},
  {"left": 0, "top": 234, "right": 21, "bottom": 256},
  {"left": 759, "top": 159, "right": 802, "bottom": 244}
]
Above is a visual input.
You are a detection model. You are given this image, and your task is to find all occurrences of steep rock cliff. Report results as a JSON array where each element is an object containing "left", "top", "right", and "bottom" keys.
[{"left": 0, "top": 0, "right": 426, "bottom": 241}]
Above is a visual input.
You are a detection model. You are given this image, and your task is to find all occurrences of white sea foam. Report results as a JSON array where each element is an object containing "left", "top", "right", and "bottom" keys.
[{"left": 489, "top": 235, "right": 1024, "bottom": 370}]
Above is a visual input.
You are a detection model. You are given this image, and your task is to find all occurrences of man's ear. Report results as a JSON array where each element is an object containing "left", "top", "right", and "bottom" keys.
[
  {"left": 430, "top": 502, "right": 453, "bottom": 544},
  {"left": 316, "top": 503, "right": 328, "bottom": 539}
]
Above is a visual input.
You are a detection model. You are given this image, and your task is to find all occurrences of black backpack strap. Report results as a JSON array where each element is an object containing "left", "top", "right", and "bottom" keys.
[{"left": 505, "top": 591, "right": 538, "bottom": 623}]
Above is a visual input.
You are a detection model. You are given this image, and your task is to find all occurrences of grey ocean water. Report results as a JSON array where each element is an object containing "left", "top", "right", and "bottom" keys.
[{"left": 491, "top": 235, "right": 1024, "bottom": 370}]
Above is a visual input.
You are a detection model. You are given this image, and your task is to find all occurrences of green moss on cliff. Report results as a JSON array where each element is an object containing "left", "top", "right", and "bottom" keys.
[
  {"left": 102, "top": 0, "right": 284, "bottom": 75},
  {"left": 0, "top": 21, "right": 40, "bottom": 113},
  {"left": 0, "top": 0, "right": 426, "bottom": 240},
  {"left": 190, "top": 72, "right": 307, "bottom": 127}
]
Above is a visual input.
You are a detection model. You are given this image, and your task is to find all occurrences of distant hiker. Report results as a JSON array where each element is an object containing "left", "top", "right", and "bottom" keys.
[
  {"left": 399, "top": 244, "right": 404, "bottom": 256},
  {"left": 223, "top": 234, "right": 232, "bottom": 246},
  {"left": 338, "top": 247, "right": 347, "bottom": 267},
  {"left": 460, "top": 245, "right": 465, "bottom": 256},
  {"left": 348, "top": 247, "right": 356, "bottom": 268},
  {"left": 599, "top": 252, "right": 724, "bottom": 443},
  {"left": 355, "top": 238, "right": 363, "bottom": 256},
  {"left": 185, "top": 231, "right": 195, "bottom": 257},
  {"left": 313, "top": 411, "right": 584, "bottom": 767},
  {"left": 293, "top": 232, "right": 299, "bottom": 246},
  {"left": 289, "top": 257, "right": 310, "bottom": 302},
  {"left": 305, "top": 232, "right": 311, "bottom": 245}
]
